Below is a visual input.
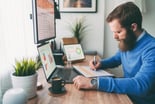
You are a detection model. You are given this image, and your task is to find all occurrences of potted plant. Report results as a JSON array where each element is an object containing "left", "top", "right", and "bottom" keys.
[
  {"left": 69, "top": 16, "right": 89, "bottom": 43},
  {"left": 11, "top": 57, "right": 42, "bottom": 99}
]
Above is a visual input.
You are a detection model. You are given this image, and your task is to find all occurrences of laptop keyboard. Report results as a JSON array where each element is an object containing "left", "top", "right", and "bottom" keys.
[{"left": 52, "top": 68, "right": 80, "bottom": 83}]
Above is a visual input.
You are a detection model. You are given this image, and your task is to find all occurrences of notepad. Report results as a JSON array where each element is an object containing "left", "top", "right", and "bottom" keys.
[{"left": 73, "top": 65, "right": 114, "bottom": 78}]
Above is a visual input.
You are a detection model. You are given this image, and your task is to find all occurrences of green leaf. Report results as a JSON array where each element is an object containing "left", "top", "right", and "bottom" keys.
[
  {"left": 68, "top": 16, "right": 89, "bottom": 43},
  {"left": 13, "top": 57, "right": 41, "bottom": 76}
]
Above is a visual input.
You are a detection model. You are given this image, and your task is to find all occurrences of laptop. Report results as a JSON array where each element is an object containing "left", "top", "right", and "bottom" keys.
[{"left": 37, "top": 43, "right": 80, "bottom": 83}]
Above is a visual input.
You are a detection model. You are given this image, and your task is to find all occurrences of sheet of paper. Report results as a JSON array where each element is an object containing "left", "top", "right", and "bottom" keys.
[{"left": 73, "top": 65, "right": 114, "bottom": 77}]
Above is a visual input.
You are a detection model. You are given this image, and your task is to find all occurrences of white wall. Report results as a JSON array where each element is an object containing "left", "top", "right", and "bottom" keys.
[
  {"left": 55, "top": 0, "right": 105, "bottom": 57},
  {"left": 142, "top": 0, "right": 155, "bottom": 36},
  {"left": 0, "top": 0, "right": 38, "bottom": 70}
]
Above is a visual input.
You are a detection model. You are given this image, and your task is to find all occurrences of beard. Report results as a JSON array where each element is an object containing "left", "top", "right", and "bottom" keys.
[{"left": 118, "top": 29, "right": 137, "bottom": 51}]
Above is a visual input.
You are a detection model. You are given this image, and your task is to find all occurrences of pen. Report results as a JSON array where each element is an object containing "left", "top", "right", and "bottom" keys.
[
  {"left": 93, "top": 56, "right": 97, "bottom": 66},
  {"left": 93, "top": 56, "right": 97, "bottom": 71}
]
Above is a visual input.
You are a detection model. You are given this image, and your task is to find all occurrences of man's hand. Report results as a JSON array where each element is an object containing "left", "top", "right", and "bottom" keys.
[
  {"left": 89, "top": 59, "right": 101, "bottom": 71},
  {"left": 73, "top": 75, "right": 93, "bottom": 90}
]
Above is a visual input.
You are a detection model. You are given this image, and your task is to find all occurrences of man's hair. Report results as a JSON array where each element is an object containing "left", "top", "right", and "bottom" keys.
[{"left": 106, "top": 2, "right": 142, "bottom": 29}]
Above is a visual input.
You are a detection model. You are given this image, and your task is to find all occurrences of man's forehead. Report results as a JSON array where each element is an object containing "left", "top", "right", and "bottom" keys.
[{"left": 109, "top": 19, "right": 123, "bottom": 31}]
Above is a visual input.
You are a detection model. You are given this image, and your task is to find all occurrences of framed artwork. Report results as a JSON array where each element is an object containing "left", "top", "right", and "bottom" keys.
[
  {"left": 63, "top": 44, "right": 85, "bottom": 61},
  {"left": 59, "top": 0, "right": 97, "bottom": 13}
]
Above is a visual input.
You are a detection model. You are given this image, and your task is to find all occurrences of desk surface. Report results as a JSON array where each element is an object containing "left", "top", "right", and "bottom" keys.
[{"left": 28, "top": 55, "right": 133, "bottom": 104}]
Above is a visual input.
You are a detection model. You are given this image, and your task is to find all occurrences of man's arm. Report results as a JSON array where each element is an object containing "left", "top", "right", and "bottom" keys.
[
  {"left": 98, "top": 48, "right": 155, "bottom": 97},
  {"left": 100, "top": 51, "right": 121, "bottom": 69}
]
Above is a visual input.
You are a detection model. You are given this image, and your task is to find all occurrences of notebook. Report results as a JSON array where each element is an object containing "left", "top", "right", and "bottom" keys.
[
  {"left": 73, "top": 65, "right": 114, "bottom": 78},
  {"left": 63, "top": 44, "right": 85, "bottom": 62},
  {"left": 37, "top": 43, "right": 80, "bottom": 83}
]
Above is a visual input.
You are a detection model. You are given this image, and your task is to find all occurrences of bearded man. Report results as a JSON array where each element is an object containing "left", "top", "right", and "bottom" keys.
[{"left": 73, "top": 2, "right": 155, "bottom": 104}]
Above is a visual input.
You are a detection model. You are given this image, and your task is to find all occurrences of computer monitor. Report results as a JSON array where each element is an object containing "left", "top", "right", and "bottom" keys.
[{"left": 32, "top": 0, "right": 56, "bottom": 44}]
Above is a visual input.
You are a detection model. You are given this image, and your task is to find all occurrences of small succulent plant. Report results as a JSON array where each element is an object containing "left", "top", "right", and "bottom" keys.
[{"left": 13, "top": 57, "right": 42, "bottom": 76}]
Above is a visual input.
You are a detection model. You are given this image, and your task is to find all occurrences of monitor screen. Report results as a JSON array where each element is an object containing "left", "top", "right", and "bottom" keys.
[{"left": 32, "top": 0, "right": 56, "bottom": 44}]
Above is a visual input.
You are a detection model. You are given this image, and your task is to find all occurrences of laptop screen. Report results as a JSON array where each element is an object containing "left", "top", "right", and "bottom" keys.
[{"left": 37, "top": 43, "right": 56, "bottom": 80}]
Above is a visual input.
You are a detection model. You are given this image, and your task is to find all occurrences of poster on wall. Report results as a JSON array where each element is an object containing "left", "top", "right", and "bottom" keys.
[{"left": 59, "top": 0, "right": 97, "bottom": 13}]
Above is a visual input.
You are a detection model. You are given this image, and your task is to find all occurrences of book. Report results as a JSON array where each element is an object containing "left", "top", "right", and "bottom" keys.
[{"left": 73, "top": 65, "right": 114, "bottom": 78}]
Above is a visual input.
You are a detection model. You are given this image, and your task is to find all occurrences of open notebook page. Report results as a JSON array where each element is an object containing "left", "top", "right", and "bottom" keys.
[{"left": 73, "top": 65, "right": 114, "bottom": 78}]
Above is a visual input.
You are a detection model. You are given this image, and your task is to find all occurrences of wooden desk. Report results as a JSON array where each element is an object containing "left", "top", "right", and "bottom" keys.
[{"left": 28, "top": 55, "right": 133, "bottom": 104}]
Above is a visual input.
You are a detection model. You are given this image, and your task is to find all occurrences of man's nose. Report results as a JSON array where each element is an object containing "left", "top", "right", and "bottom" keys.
[{"left": 113, "top": 33, "right": 118, "bottom": 39}]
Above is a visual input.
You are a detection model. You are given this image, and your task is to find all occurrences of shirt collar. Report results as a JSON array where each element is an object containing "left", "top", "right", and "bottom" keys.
[{"left": 136, "top": 30, "right": 145, "bottom": 42}]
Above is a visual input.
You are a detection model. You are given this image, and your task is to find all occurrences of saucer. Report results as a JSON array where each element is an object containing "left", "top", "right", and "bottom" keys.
[{"left": 48, "top": 86, "right": 66, "bottom": 94}]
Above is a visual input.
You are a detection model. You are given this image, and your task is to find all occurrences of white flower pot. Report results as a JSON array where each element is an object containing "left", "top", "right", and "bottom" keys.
[{"left": 11, "top": 73, "right": 38, "bottom": 99}]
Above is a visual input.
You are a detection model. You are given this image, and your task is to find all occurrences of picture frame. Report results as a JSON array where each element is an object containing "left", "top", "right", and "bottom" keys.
[
  {"left": 59, "top": 0, "right": 97, "bottom": 13},
  {"left": 63, "top": 44, "right": 85, "bottom": 62}
]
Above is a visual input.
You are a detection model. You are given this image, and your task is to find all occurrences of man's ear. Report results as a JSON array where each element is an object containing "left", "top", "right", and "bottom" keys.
[{"left": 131, "top": 23, "right": 138, "bottom": 31}]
